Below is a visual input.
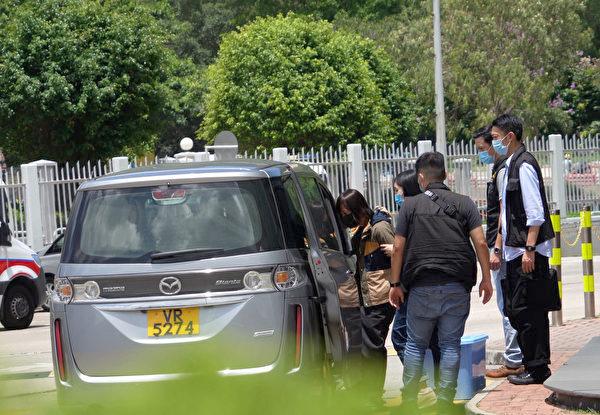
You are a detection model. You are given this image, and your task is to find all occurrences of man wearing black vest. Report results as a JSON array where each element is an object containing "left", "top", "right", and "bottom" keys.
[
  {"left": 473, "top": 126, "right": 524, "bottom": 378},
  {"left": 490, "top": 113, "right": 555, "bottom": 385},
  {"left": 389, "top": 152, "right": 493, "bottom": 414}
]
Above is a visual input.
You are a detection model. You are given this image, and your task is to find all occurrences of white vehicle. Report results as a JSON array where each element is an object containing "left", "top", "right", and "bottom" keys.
[{"left": 0, "top": 184, "right": 45, "bottom": 329}]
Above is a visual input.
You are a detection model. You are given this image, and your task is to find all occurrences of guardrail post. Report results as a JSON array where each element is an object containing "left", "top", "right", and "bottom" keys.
[
  {"left": 20, "top": 163, "right": 43, "bottom": 251},
  {"left": 417, "top": 140, "right": 433, "bottom": 155},
  {"left": 549, "top": 134, "right": 566, "bottom": 218},
  {"left": 272, "top": 148, "right": 289, "bottom": 163},
  {"left": 347, "top": 144, "right": 364, "bottom": 195},
  {"left": 581, "top": 205, "right": 595, "bottom": 318},
  {"left": 550, "top": 209, "right": 563, "bottom": 326},
  {"left": 454, "top": 158, "right": 472, "bottom": 196},
  {"left": 111, "top": 157, "right": 129, "bottom": 172}
]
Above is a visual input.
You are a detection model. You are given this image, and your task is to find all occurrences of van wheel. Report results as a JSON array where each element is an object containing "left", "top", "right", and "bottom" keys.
[
  {"left": 1, "top": 285, "right": 35, "bottom": 329},
  {"left": 42, "top": 278, "right": 54, "bottom": 312}
]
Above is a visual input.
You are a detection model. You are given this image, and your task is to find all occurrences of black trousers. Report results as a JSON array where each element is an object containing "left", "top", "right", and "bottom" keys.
[
  {"left": 341, "top": 302, "right": 395, "bottom": 398},
  {"left": 503, "top": 253, "right": 551, "bottom": 379}
]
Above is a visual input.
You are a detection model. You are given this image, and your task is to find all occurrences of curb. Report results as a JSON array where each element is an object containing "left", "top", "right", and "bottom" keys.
[
  {"left": 485, "top": 350, "right": 505, "bottom": 366},
  {"left": 464, "top": 379, "right": 504, "bottom": 415}
]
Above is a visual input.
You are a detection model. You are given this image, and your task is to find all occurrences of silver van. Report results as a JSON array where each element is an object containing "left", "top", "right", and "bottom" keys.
[{"left": 51, "top": 160, "right": 356, "bottom": 407}]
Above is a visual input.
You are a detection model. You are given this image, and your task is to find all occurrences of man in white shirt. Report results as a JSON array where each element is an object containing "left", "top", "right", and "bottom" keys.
[
  {"left": 491, "top": 114, "right": 555, "bottom": 385},
  {"left": 473, "top": 126, "right": 523, "bottom": 378}
]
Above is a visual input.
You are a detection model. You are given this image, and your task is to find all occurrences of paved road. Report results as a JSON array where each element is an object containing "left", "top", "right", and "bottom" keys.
[{"left": 1, "top": 256, "right": 598, "bottom": 412}]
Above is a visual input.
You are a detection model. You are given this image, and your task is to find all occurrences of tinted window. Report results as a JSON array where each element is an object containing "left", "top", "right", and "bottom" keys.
[
  {"left": 47, "top": 235, "right": 64, "bottom": 254},
  {"left": 64, "top": 180, "right": 284, "bottom": 263},
  {"left": 298, "top": 176, "right": 341, "bottom": 251},
  {"left": 272, "top": 176, "right": 309, "bottom": 250}
]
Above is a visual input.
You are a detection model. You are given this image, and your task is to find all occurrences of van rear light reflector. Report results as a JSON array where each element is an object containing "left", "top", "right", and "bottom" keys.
[
  {"left": 295, "top": 305, "right": 302, "bottom": 367},
  {"left": 54, "top": 319, "right": 66, "bottom": 381}
]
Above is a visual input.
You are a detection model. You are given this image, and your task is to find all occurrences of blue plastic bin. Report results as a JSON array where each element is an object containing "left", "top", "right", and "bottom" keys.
[{"left": 423, "top": 333, "right": 488, "bottom": 400}]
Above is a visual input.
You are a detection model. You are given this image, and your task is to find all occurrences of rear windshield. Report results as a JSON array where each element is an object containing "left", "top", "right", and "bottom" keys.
[{"left": 63, "top": 180, "right": 284, "bottom": 263}]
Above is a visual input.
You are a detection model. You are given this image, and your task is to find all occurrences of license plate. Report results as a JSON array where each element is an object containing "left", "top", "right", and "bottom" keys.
[{"left": 147, "top": 308, "right": 199, "bottom": 337}]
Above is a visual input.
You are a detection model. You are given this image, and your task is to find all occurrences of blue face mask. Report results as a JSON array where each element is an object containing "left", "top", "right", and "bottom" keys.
[
  {"left": 492, "top": 134, "right": 510, "bottom": 156},
  {"left": 478, "top": 149, "right": 494, "bottom": 164},
  {"left": 395, "top": 194, "right": 404, "bottom": 207}
]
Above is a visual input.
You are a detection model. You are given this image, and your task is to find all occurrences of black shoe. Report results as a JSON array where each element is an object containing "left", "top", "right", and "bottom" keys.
[
  {"left": 436, "top": 399, "right": 462, "bottom": 415},
  {"left": 507, "top": 371, "right": 549, "bottom": 385}
]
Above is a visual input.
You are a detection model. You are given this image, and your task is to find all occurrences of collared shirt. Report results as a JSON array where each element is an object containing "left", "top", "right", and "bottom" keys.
[{"left": 501, "top": 154, "right": 553, "bottom": 261}]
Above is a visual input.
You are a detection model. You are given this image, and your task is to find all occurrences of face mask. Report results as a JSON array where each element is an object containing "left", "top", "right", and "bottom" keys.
[
  {"left": 395, "top": 194, "right": 404, "bottom": 207},
  {"left": 478, "top": 149, "right": 494, "bottom": 164},
  {"left": 341, "top": 213, "right": 358, "bottom": 228},
  {"left": 492, "top": 133, "right": 510, "bottom": 156}
]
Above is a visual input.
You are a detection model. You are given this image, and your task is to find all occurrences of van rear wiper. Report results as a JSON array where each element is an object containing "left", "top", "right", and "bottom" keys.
[{"left": 150, "top": 248, "right": 225, "bottom": 262}]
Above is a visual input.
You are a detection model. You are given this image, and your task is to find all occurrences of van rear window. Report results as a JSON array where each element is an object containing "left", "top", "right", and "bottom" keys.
[{"left": 63, "top": 180, "right": 284, "bottom": 263}]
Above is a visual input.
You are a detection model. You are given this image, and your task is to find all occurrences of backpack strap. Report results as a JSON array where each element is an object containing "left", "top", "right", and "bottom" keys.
[
  {"left": 424, "top": 190, "right": 468, "bottom": 233},
  {"left": 424, "top": 190, "right": 457, "bottom": 217}
]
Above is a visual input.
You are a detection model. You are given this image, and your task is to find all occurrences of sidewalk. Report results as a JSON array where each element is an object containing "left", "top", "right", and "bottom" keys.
[{"left": 469, "top": 317, "right": 600, "bottom": 415}]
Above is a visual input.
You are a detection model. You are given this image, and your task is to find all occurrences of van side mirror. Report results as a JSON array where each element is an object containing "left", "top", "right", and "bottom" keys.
[{"left": 0, "top": 220, "right": 12, "bottom": 247}]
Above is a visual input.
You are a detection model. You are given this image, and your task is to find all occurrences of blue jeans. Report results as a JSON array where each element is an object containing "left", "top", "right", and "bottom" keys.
[
  {"left": 402, "top": 283, "right": 470, "bottom": 404},
  {"left": 392, "top": 301, "right": 441, "bottom": 375},
  {"left": 493, "top": 255, "right": 523, "bottom": 368}
]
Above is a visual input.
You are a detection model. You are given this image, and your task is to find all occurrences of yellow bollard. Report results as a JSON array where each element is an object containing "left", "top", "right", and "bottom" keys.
[
  {"left": 581, "top": 206, "right": 595, "bottom": 318},
  {"left": 550, "top": 210, "right": 563, "bottom": 326}
]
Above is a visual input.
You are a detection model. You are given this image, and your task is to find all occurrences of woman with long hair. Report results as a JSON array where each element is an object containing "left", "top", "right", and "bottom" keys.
[{"left": 336, "top": 188, "right": 395, "bottom": 409}]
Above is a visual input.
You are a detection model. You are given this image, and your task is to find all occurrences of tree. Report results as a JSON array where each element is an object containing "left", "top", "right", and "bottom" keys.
[
  {"left": 199, "top": 14, "right": 417, "bottom": 150},
  {"left": 550, "top": 56, "right": 600, "bottom": 136},
  {"left": 0, "top": 0, "right": 182, "bottom": 164},
  {"left": 336, "top": 0, "right": 592, "bottom": 140}
]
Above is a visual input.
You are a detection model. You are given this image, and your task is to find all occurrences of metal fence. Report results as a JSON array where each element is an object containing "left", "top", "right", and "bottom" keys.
[
  {"left": 564, "top": 134, "right": 600, "bottom": 213},
  {"left": 3, "top": 133, "right": 599, "bottom": 249},
  {"left": 0, "top": 167, "right": 26, "bottom": 243}
]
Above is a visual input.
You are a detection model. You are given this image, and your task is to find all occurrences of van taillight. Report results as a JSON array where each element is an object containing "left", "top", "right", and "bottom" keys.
[
  {"left": 295, "top": 305, "right": 302, "bottom": 367},
  {"left": 54, "top": 319, "right": 66, "bottom": 381}
]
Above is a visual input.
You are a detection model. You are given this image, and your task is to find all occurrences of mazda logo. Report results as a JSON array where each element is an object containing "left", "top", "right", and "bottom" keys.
[{"left": 159, "top": 277, "right": 182, "bottom": 295}]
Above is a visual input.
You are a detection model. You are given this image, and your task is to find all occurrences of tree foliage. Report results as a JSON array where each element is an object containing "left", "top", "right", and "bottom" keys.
[
  {"left": 336, "top": 0, "right": 592, "bottom": 140},
  {"left": 551, "top": 56, "right": 600, "bottom": 136},
  {"left": 0, "top": 0, "right": 182, "bottom": 163},
  {"left": 199, "top": 14, "right": 417, "bottom": 150}
]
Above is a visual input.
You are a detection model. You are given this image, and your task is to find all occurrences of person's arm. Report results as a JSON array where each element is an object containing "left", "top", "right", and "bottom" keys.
[
  {"left": 490, "top": 205, "right": 504, "bottom": 270},
  {"left": 465, "top": 199, "right": 492, "bottom": 303},
  {"left": 373, "top": 221, "right": 395, "bottom": 257},
  {"left": 470, "top": 226, "right": 493, "bottom": 304},
  {"left": 520, "top": 163, "right": 545, "bottom": 273},
  {"left": 490, "top": 167, "right": 506, "bottom": 271},
  {"left": 389, "top": 205, "right": 409, "bottom": 308},
  {"left": 389, "top": 234, "right": 406, "bottom": 308}
]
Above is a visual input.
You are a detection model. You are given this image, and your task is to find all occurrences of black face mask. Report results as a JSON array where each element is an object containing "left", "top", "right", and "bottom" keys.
[{"left": 341, "top": 213, "right": 358, "bottom": 228}]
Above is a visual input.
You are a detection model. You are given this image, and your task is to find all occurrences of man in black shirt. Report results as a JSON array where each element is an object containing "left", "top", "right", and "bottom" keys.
[{"left": 389, "top": 152, "right": 493, "bottom": 414}]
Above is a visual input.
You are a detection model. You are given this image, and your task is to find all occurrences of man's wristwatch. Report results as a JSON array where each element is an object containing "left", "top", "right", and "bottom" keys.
[
  {"left": 493, "top": 247, "right": 501, "bottom": 255},
  {"left": 525, "top": 245, "right": 536, "bottom": 252},
  {"left": 390, "top": 281, "right": 402, "bottom": 288}
]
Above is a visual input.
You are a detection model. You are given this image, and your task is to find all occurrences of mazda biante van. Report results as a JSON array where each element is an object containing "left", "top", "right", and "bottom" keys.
[{"left": 51, "top": 160, "right": 356, "bottom": 408}]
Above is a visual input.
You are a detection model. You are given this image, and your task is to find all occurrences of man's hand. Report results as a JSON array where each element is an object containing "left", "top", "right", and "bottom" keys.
[
  {"left": 389, "top": 286, "right": 405, "bottom": 309},
  {"left": 479, "top": 279, "right": 493, "bottom": 304},
  {"left": 522, "top": 250, "right": 535, "bottom": 274},
  {"left": 381, "top": 244, "right": 393, "bottom": 257},
  {"left": 490, "top": 251, "right": 501, "bottom": 271}
]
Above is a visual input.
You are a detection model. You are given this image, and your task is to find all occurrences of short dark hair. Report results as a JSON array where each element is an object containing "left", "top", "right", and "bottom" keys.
[
  {"left": 415, "top": 151, "right": 446, "bottom": 182},
  {"left": 336, "top": 189, "right": 373, "bottom": 221},
  {"left": 393, "top": 170, "right": 421, "bottom": 197},
  {"left": 472, "top": 125, "right": 492, "bottom": 145},
  {"left": 491, "top": 113, "right": 523, "bottom": 141}
]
